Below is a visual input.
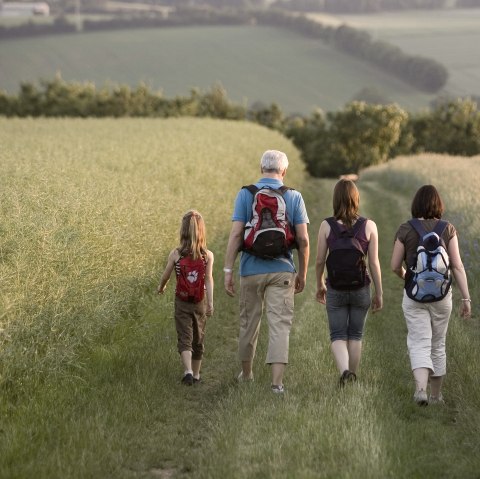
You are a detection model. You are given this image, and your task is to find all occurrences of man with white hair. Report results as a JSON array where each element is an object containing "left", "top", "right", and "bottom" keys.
[{"left": 224, "top": 150, "right": 310, "bottom": 393}]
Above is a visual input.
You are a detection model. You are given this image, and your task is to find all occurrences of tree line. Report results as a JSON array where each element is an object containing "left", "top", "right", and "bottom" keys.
[
  {"left": 1, "top": 77, "right": 479, "bottom": 177},
  {"left": 256, "top": 12, "right": 448, "bottom": 92},
  {"left": 271, "top": 0, "right": 448, "bottom": 13},
  {"left": 25, "top": 0, "right": 480, "bottom": 14}
]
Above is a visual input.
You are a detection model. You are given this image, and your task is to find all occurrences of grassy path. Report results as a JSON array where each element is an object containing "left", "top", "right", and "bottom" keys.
[
  {"left": 2, "top": 174, "right": 479, "bottom": 478},
  {"left": 174, "top": 177, "right": 478, "bottom": 478}
]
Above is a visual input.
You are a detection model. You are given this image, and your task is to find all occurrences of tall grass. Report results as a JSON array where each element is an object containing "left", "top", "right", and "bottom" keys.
[{"left": 0, "top": 117, "right": 303, "bottom": 395}]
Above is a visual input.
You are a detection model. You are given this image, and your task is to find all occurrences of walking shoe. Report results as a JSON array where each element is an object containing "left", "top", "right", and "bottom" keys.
[
  {"left": 181, "top": 373, "right": 194, "bottom": 386},
  {"left": 271, "top": 385, "right": 285, "bottom": 394},
  {"left": 428, "top": 393, "right": 445, "bottom": 405},
  {"left": 414, "top": 389, "right": 428, "bottom": 406},
  {"left": 193, "top": 377, "right": 201, "bottom": 384},
  {"left": 237, "top": 371, "right": 254, "bottom": 382},
  {"left": 339, "top": 370, "right": 357, "bottom": 387}
]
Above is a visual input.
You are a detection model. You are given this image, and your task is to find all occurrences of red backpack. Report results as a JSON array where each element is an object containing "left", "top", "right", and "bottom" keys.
[
  {"left": 175, "top": 253, "right": 207, "bottom": 303},
  {"left": 242, "top": 185, "right": 297, "bottom": 259}
]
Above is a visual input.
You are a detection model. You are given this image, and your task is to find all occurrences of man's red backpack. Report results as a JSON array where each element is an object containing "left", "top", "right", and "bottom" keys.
[
  {"left": 242, "top": 185, "right": 296, "bottom": 259},
  {"left": 175, "top": 253, "right": 207, "bottom": 303}
]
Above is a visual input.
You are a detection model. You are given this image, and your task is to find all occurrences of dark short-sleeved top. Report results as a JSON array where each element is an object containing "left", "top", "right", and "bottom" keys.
[{"left": 394, "top": 218, "right": 456, "bottom": 269}]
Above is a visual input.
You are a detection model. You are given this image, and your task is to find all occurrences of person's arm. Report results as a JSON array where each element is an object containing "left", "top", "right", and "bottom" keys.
[
  {"left": 315, "top": 220, "right": 329, "bottom": 304},
  {"left": 366, "top": 220, "right": 383, "bottom": 313},
  {"left": 294, "top": 223, "right": 309, "bottom": 294},
  {"left": 224, "top": 221, "right": 244, "bottom": 297},
  {"left": 157, "top": 249, "right": 178, "bottom": 294},
  {"left": 391, "top": 239, "right": 406, "bottom": 280},
  {"left": 448, "top": 234, "right": 472, "bottom": 319},
  {"left": 205, "top": 250, "right": 214, "bottom": 316}
]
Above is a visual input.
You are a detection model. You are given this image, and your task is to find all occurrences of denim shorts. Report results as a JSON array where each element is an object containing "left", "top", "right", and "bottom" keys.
[{"left": 326, "top": 285, "right": 371, "bottom": 341}]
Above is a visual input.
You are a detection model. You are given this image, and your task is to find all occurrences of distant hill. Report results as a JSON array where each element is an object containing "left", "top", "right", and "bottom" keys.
[{"left": 0, "top": 24, "right": 434, "bottom": 114}]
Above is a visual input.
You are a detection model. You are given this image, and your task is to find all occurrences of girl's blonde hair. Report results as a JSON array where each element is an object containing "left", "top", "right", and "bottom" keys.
[
  {"left": 332, "top": 179, "right": 359, "bottom": 228},
  {"left": 178, "top": 210, "right": 207, "bottom": 259}
]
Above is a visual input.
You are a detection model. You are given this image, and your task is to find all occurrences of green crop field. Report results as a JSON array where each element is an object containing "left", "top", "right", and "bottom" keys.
[
  {"left": 1, "top": 117, "right": 479, "bottom": 478},
  {"left": 0, "top": 25, "right": 434, "bottom": 114},
  {"left": 331, "top": 8, "right": 480, "bottom": 100}
]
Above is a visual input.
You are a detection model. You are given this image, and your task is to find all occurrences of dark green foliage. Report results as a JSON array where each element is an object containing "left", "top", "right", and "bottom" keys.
[
  {"left": 287, "top": 102, "right": 408, "bottom": 177},
  {"left": 417, "top": 98, "right": 480, "bottom": 156},
  {"left": 0, "top": 76, "right": 247, "bottom": 120},
  {"left": 273, "top": 0, "right": 447, "bottom": 11},
  {"left": 248, "top": 102, "right": 286, "bottom": 131}
]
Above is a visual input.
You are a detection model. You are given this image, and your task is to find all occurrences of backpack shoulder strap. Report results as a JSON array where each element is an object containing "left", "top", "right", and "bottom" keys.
[
  {"left": 433, "top": 219, "right": 448, "bottom": 237},
  {"left": 325, "top": 217, "right": 342, "bottom": 237},
  {"left": 352, "top": 217, "right": 367, "bottom": 236},
  {"left": 278, "top": 185, "right": 294, "bottom": 195},
  {"left": 408, "top": 218, "right": 428, "bottom": 238},
  {"left": 242, "top": 185, "right": 259, "bottom": 195}
]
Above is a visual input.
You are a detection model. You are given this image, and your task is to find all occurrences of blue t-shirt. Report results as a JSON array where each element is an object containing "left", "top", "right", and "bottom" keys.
[{"left": 232, "top": 178, "right": 309, "bottom": 276}]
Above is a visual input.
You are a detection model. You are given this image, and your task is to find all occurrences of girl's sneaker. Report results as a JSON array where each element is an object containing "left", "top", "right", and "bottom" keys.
[
  {"left": 181, "top": 373, "right": 194, "bottom": 386},
  {"left": 339, "top": 370, "right": 357, "bottom": 387},
  {"left": 271, "top": 385, "right": 284, "bottom": 394}
]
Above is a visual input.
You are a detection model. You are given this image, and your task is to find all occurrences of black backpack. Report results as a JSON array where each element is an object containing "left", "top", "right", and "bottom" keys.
[{"left": 326, "top": 217, "right": 367, "bottom": 290}]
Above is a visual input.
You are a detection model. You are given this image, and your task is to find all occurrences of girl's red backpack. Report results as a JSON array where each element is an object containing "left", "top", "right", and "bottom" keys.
[{"left": 175, "top": 254, "right": 206, "bottom": 303}]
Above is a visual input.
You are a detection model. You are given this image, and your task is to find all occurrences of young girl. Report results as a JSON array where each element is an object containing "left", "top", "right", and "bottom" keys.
[{"left": 158, "top": 210, "right": 214, "bottom": 385}]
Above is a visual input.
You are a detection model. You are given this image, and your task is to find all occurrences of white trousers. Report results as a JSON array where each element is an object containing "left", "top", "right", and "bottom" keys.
[{"left": 402, "top": 290, "right": 452, "bottom": 376}]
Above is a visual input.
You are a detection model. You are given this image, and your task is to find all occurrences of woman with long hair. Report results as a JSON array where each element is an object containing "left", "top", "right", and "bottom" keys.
[{"left": 316, "top": 179, "right": 383, "bottom": 386}]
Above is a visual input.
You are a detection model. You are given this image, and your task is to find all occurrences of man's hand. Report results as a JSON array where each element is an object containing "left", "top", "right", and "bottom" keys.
[{"left": 224, "top": 271, "right": 235, "bottom": 297}]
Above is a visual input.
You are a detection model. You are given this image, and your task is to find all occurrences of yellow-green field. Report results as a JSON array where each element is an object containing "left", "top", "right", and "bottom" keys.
[
  {"left": 0, "top": 117, "right": 303, "bottom": 388},
  {"left": 1, "top": 118, "right": 479, "bottom": 478}
]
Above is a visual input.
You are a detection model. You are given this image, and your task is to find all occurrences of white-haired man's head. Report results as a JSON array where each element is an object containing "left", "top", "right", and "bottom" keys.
[{"left": 260, "top": 150, "right": 289, "bottom": 174}]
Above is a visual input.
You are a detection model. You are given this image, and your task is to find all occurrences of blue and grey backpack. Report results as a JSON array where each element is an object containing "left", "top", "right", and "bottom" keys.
[{"left": 405, "top": 219, "right": 452, "bottom": 303}]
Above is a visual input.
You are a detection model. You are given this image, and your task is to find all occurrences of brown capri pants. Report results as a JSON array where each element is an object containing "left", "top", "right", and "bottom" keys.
[
  {"left": 174, "top": 297, "right": 207, "bottom": 360},
  {"left": 239, "top": 272, "right": 295, "bottom": 364}
]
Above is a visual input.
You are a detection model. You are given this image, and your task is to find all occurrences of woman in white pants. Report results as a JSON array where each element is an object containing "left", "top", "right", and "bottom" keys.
[{"left": 391, "top": 185, "right": 471, "bottom": 406}]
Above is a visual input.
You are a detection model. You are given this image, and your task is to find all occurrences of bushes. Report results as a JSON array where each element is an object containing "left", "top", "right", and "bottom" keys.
[
  {"left": 286, "top": 98, "right": 480, "bottom": 177},
  {"left": 0, "top": 77, "right": 247, "bottom": 120},
  {"left": 286, "top": 102, "right": 408, "bottom": 176},
  {"left": 1, "top": 78, "right": 479, "bottom": 178}
]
